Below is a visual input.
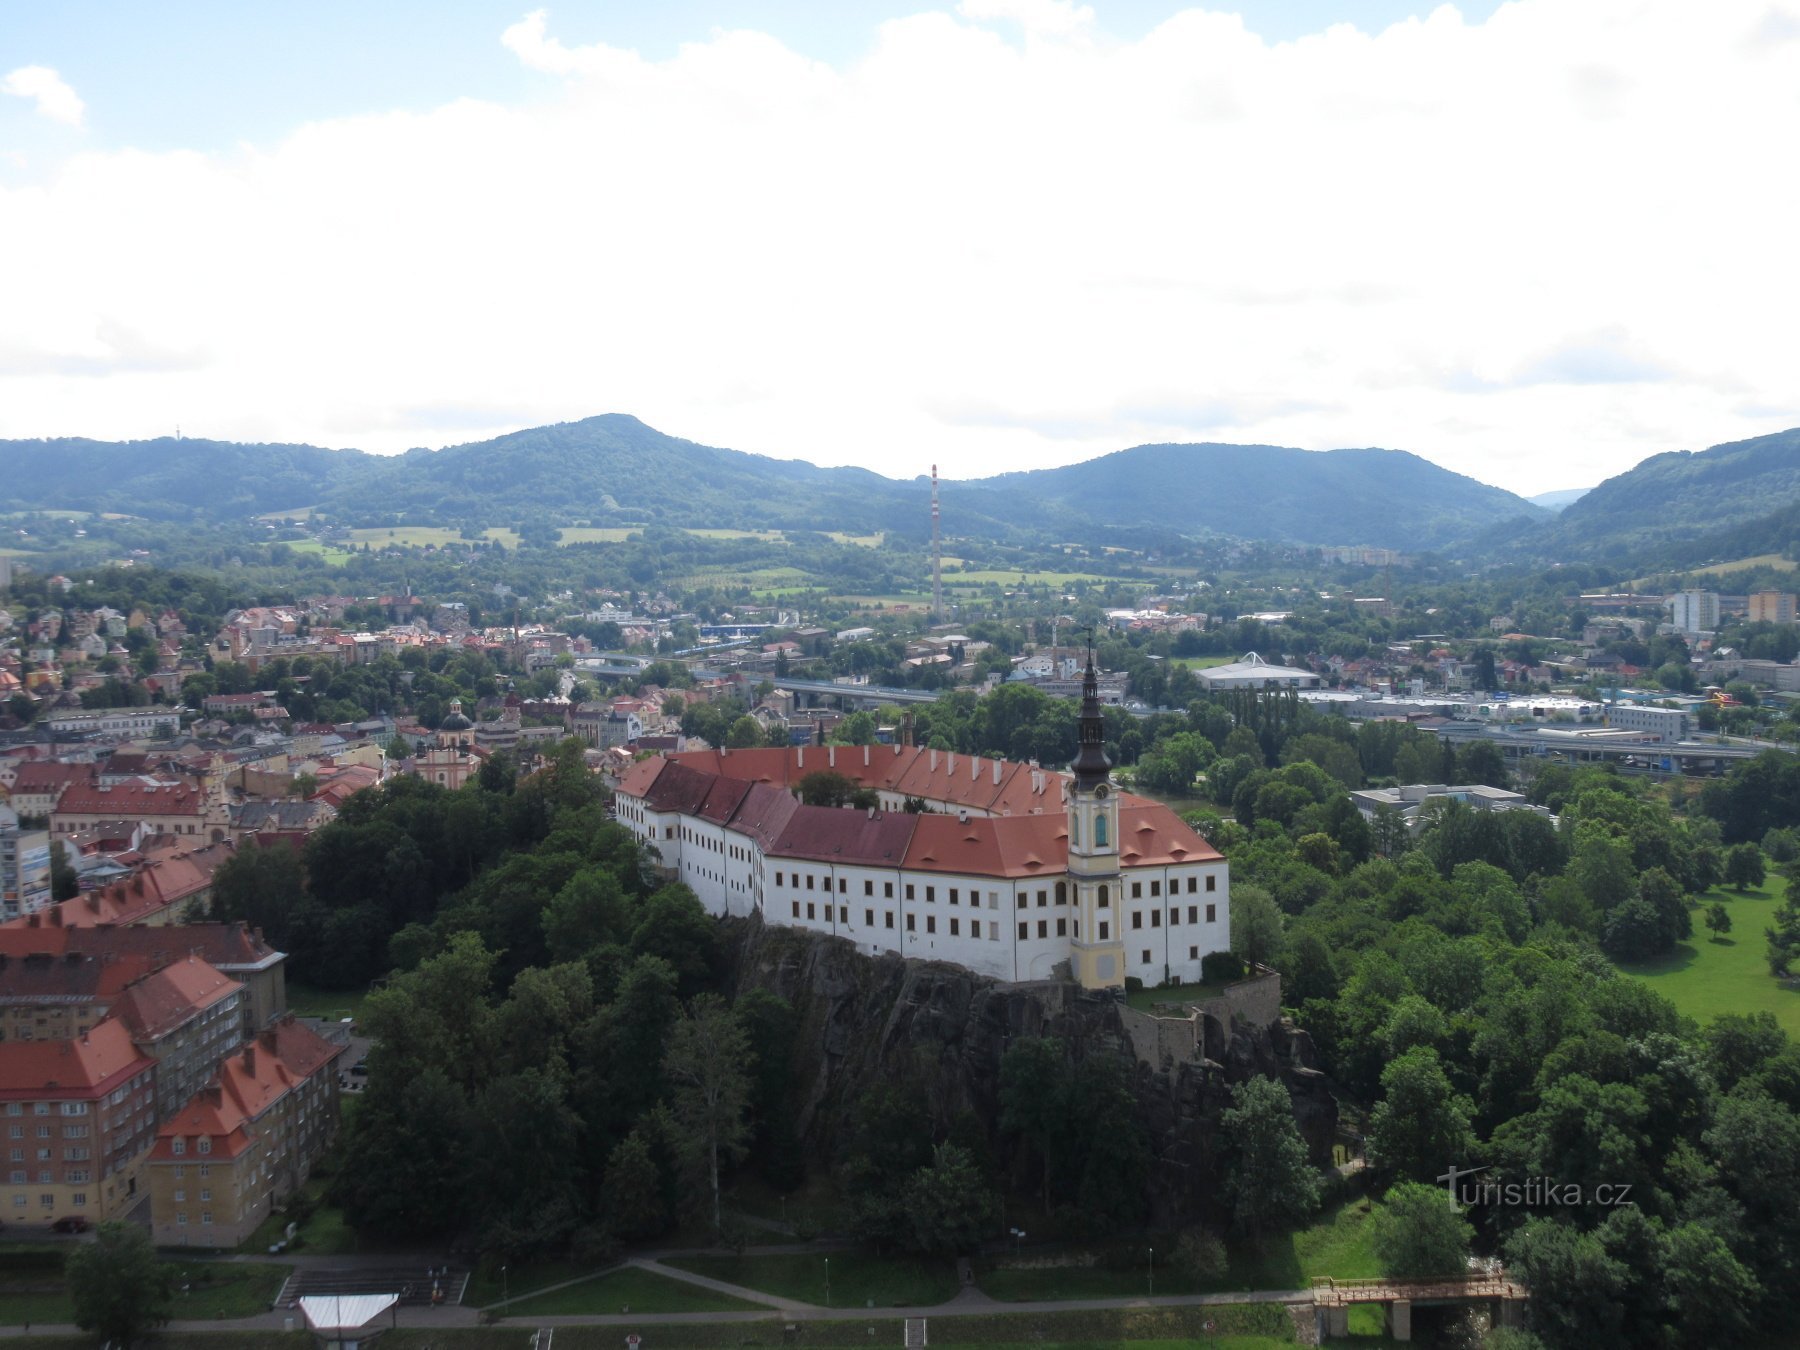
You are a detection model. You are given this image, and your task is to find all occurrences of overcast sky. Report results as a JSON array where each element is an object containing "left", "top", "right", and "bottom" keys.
[{"left": 3, "top": 1, "right": 1796, "bottom": 497}]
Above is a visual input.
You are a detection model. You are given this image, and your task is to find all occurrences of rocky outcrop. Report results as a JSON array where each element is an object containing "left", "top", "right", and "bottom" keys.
[{"left": 726, "top": 915, "right": 1339, "bottom": 1229}]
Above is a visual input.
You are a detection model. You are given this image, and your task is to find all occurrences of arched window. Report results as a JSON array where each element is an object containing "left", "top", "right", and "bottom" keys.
[
  {"left": 1095, "top": 814, "right": 1109, "bottom": 848},
  {"left": 1071, "top": 814, "right": 1080, "bottom": 846},
  {"left": 1055, "top": 880, "right": 1067, "bottom": 906}
]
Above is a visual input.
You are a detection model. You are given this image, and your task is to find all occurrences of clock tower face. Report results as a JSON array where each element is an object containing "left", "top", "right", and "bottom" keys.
[{"left": 1095, "top": 784, "right": 1108, "bottom": 799}]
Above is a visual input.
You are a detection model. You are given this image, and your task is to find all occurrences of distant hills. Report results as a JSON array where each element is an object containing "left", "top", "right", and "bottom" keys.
[
  {"left": 1527, "top": 488, "right": 1590, "bottom": 512},
  {"left": 1532, "top": 428, "right": 1800, "bottom": 563},
  {"left": 5, "top": 415, "right": 1796, "bottom": 561}
]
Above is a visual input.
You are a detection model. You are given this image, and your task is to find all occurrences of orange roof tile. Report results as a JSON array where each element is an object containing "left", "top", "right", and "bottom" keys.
[{"left": 0, "top": 1020, "right": 152, "bottom": 1097}]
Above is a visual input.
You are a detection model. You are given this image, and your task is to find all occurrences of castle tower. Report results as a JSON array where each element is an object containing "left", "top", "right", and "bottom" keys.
[
  {"left": 437, "top": 698, "right": 474, "bottom": 750},
  {"left": 1066, "top": 641, "right": 1124, "bottom": 990}
]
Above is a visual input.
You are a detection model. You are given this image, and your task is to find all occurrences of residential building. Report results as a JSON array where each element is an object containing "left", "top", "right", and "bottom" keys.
[
  {"left": 1749, "top": 591, "right": 1799, "bottom": 625},
  {"left": 147, "top": 1017, "right": 345, "bottom": 1248},
  {"left": 51, "top": 780, "right": 221, "bottom": 844},
  {"left": 615, "top": 655, "right": 1229, "bottom": 990},
  {"left": 0, "top": 950, "right": 159, "bottom": 1043},
  {"left": 1668, "top": 591, "right": 1720, "bottom": 634},
  {"left": 0, "top": 807, "right": 51, "bottom": 921},
  {"left": 6, "top": 763, "right": 94, "bottom": 822},
  {"left": 112, "top": 956, "right": 245, "bottom": 1123},
  {"left": 41, "top": 708, "right": 182, "bottom": 739},
  {"left": 0, "top": 1020, "right": 158, "bottom": 1227}
]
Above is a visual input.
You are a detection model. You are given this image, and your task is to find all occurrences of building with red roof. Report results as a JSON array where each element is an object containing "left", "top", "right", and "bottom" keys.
[
  {"left": 0, "top": 1019, "right": 157, "bottom": 1226},
  {"left": 112, "top": 955, "right": 245, "bottom": 1122},
  {"left": 615, "top": 656, "right": 1230, "bottom": 988},
  {"left": 148, "top": 1016, "right": 345, "bottom": 1247}
]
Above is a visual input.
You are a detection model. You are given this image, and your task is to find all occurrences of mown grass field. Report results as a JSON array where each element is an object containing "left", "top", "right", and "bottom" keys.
[
  {"left": 502, "top": 1265, "right": 765, "bottom": 1316},
  {"left": 0, "top": 1260, "right": 290, "bottom": 1326},
  {"left": 943, "top": 569, "right": 1113, "bottom": 588},
  {"left": 1618, "top": 873, "right": 1800, "bottom": 1037},
  {"left": 663, "top": 1251, "right": 959, "bottom": 1308}
]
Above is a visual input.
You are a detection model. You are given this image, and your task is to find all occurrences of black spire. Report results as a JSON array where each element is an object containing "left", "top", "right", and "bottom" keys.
[{"left": 1071, "top": 633, "right": 1111, "bottom": 792}]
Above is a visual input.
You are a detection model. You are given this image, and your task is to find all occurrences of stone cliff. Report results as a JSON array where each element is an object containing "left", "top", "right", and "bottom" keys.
[{"left": 726, "top": 916, "right": 1338, "bottom": 1228}]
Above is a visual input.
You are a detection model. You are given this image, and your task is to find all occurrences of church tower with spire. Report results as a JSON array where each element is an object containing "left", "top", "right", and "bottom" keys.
[{"left": 1066, "top": 638, "right": 1125, "bottom": 990}]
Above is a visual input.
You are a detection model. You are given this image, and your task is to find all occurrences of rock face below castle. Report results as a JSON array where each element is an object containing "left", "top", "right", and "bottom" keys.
[{"left": 728, "top": 917, "right": 1338, "bottom": 1228}]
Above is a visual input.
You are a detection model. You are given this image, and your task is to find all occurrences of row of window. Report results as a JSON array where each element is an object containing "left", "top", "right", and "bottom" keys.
[
  {"left": 1130, "top": 904, "right": 1218, "bottom": 929},
  {"left": 3, "top": 1102, "right": 89, "bottom": 1117},
  {"left": 12, "top": 1192, "right": 85, "bottom": 1208}
]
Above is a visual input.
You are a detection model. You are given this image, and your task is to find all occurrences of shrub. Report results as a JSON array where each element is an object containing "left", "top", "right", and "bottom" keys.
[{"left": 1202, "top": 951, "right": 1246, "bottom": 984}]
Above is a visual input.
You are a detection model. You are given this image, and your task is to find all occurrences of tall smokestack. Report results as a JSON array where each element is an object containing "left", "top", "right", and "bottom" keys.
[{"left": 931, "top": 464, "right": 943, "bottom": 622}]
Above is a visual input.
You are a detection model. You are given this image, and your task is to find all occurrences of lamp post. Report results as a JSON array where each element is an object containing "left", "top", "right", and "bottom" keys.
[
  {"left": 501, "top": 1264, "right": 510, "bottom": 1317},
  {"left": 825, "top": 1257, "right": 831, "bottom": 1309},
  {"left": 1009, "top": 1227, "right": 1026, "bottom": 1259},
  {"left": 1147, "top": 1246, "right": 1154, "bottom": 1299}
]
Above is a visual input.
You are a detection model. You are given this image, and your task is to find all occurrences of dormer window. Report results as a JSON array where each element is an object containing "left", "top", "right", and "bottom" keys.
[
  {"left": 172, "top": 1139, "right": 185, "bottom": 1156},
  {"left": 197, "top": 1138, "right": 211, "bottom": 1155}
]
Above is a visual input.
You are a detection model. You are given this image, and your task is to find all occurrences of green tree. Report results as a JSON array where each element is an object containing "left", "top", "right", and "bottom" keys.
[
  {"left": 1367, "top": 1047, "right": 1477, "bottom": 1184},
  {"left": 1229, "top": 884, "right": 1283, "bottom": 971},
  {"left": 725, "top": 714, "right": 765, "bottom": 748},
  {"left": 664, "top": 994, "right": 755, "bottom": 1237},
  {"left": 1219, "top": 1075, "right": 1319, "bottom": 1248},
  {"left": 1371, "top": 1181, "right": 1472, "bottom": 1278},
  {"left": 1705, "top": 901, "right": 1732, "bottom": 941},
  {"left": 65, "top": 1221, "right": 172, "bottom": 1347},
  {"left": 999, "top": 1036, "right": 1067, "bottom": 1210},
  {"left": 1725, "top": 843, "right": 1766, "bottom": 892},
  {"left": 902, "top": 1142, "right": 999, "bottom": 1256},
  {"left": 600, "top": 1129, "right": 669, "bottom": 1240},
  {"left": 1504, "top": 1219, "right": 1626, "bottom": 1349}
]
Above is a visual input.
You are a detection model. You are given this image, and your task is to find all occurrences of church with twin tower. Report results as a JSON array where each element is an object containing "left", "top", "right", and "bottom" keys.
[{"left": 613, "top": 648, "right": 1230, "bottom": 991}]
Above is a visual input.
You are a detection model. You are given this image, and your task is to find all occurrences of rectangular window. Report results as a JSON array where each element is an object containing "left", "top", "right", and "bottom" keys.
[
  {"left": 865, "top": 909, "right": 874, "bottom": 927},
  {"left": 949, "top": 888, "right": 958, "bottom": 905},
  {"left": 175, "top": 1189, "right": 185, "bottom": 1203},
  {"left": 1041, "top": 889, "right": 1051, "bottom": 906},
  {"left": 949, "top": 919, "right": 960, "bottom": 937},
  {"left": 926, "top": 916, "right": 936, "bottom": 934},
  {"left": 806, "top": 875, "right": 814, "bottom": 890},
  {"left": 885, "top": 911, "right": 894, "bottom": 929},
  {"left": 1188, "top": 906, "right": 1198, "bottom": 925},
  {"left": 1206, "top": 875, "right": 1216, "bottom": 892},
  {"left": 1151, "top": 911, "right": 1161, "bottom": 928},
  {"left": 864, "top": 880, "right": 874, "bottom": 896},
  {"left": 1132, "top": 882, "right": 1142, "bottom": 898},
  {"left": 202, "top": 1212, "right": 212, "bottom": 1225},
  {"left": 926, "top": 886, "right": 936, "bottom": 903},
  {"left": 1018, "top": 922, "right": 1029, "bottom": 940},
  {"left": 1189, "top": 945, "right": 1199, "bottom": 960},
  {"left": 905, "top": 884, "right": 915, "bottom": 900},
  {"left": 792, "top": 901, "right": 800, "bottom": 918},
  {"left": 776, "top": 871, "right": 784, "bottom": 886},
  {"left": 1099, "top": 922, "right": 1109, "bottom": 940},
  {"left": 1131, "top": 912, "right": 1143, "bottom": 930},
  {"left": 1038, "top": 920, "right": 1049, "bottom": 939},
  {"left": 970, "top": 920, "right": 981, "bottom": 938},
  {"left": 1016, "top": 892, "right": 1027, "bottom": 909},
  {"left": 71, "top": 1191, "right": 85, "bottom": 1204},
  {"left": 1206, "top": 904, "right": 1216, "bottom": 923},
  {"left": 906, "top": 914, "right": 916, "bottom": 932},
  {"left": 839, "top": 906, "right": 847, "bottom": 924},
  {"left": 806, "top": 903, "right": 816, "bottom": 920},
  {"left": 1188, "top": 877, "right": 1198, "bottom": 893},
  {"left": 884, "top": 882, "right": 894, "bottom": 898},
  {"left": 1057, "top": 918, "right": 1067, "bottom": 937},
  {"left": 177, "top": 1213, "right": 188, "bottom": 1226},
  {"left": 1142, "top": 949, "right": 1152, "bottom": 965},
  {"left": 839, "top": 878, "right": 847, "bottom": 894}
]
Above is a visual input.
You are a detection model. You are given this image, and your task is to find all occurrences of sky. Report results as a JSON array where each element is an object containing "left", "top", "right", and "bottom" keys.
[{"left": 3, "top": 1, "right": 1797, "bottom": 499}]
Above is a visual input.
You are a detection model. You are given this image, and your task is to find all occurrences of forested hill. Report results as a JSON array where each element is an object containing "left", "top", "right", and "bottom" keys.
[
  {"left": 965, "top": 443, "right": 1548, "bottom": 552},
  {"left": 1533, "top": 427, "right": 1800, "bottom": 563},
  {"left": 1, "top": 414, "right": 1553, "bottom": 551}
]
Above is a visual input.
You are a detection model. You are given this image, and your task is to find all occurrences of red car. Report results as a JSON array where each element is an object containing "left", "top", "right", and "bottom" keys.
[{"left": 50, "top": 1216, "right": 89, "bottom": 1234}]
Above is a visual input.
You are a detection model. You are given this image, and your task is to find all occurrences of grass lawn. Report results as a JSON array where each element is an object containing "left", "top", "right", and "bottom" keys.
[
  {"left": 285, "top": 540, "right": 353, "bottom": 565},
  {"left": 464, "top": 1258, "right": 597, "bottom": 1308},
  {"left": 283, "top": 981, "right": 371, "bottom": 1022},
  {"left": 555, "top": 527, "right": 637, "bottom": 544},
  {"left": 663, "top": 1251, "right": 959, "bottom": 1309},
  {"left": 1168, "top": 654, "right": 1237, "bottom": 670},
  {"left": 1617, "top": 873, "right": 1800, "bottom": 1038},
  {"left": 943, "top": 569, "right": 1112, "bottom": 588},
  {"left": 503, "top": 1265, "right": 766, "bottom": 1316},
  {"left": 239, "top": 1181, "right": 359, "bottom": 1256},
  {"left": 979, "top": 1197, "right": 1380, "bottom": 1303},
  {"left": 826, "top": 532, "right": 885, "bottom": 547},
  {"left": 1125, "top": 981, "right": 1229, "bottom": 1012},
  {"left": 724, "top": 1170, "right": 847, "bottom": 1238},
  {"left": 0, "top": 1261, "right": 289, "bottom": 1327}
]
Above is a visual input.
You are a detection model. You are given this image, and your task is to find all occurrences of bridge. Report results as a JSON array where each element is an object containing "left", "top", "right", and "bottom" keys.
[
  {"left": 1312, "top": 1273, "right": 1527, "bottom": 1342},
  {"left": 771, "top": 676, "right": 942, "bottom": 707}
]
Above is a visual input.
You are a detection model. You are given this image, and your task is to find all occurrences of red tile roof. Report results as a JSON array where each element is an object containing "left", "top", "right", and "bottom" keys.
[
  {"left": 112, "top": 956, "right": 241, "bottom": 1042},
  {"left": 0, "top": 1019, "right": 152, "bottom": 1098},
  {"left": 149, "top": 1016, "right": 343, "bottom": 1159},
  {"left": 54, "top": 781, "right": 204, "bottom": 819}
]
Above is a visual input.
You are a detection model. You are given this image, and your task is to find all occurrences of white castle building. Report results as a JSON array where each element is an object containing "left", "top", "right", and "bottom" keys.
[{"left": 613, "top": 655, "right": 1230, "bottom": 989}]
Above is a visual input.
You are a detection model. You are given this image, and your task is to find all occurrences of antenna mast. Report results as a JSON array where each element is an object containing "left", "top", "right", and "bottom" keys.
[{"left": 931, "top": 464, "right": 943, "bottom": 621}]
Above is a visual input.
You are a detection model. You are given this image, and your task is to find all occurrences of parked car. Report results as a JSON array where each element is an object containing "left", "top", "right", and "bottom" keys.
[
  {"left": 350, "top": 1061, "right": 368, "bottom": 1077},
  {"left": 51, "top": 1216, "right": 89, "bottom": 1234}
]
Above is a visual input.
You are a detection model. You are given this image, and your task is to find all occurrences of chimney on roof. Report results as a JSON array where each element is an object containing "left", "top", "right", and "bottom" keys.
[
  {"left": 260, "top": 1027, "right": 279, "bottom": 1051},
  {"left": 828, "top": 746, "right": 836, "bottom": 768},
  {"left": 863, "top": 745, "right": 870, "bottom": 767},
  {"left": 946, "top": 752, "right": 955, "bottom": 775},
  {"left": 929, "top": 749, "right": 938, "bottom": 772},
  {"left": 26, "top": 914, "right": 38, "bottom": 929},
  {"left": 993, "top": 759, "right": 1001, "bottom": 784},
  {"left": 49, "top": 906, "right": 62, "bottom": 927}
]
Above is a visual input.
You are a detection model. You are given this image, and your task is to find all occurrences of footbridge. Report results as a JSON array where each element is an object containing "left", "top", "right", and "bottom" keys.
[{"left": 1313, "top": 1273, "right": 1527, "bottom": 1342}]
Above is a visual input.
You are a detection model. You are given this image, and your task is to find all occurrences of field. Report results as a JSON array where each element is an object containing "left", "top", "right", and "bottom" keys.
[
  {"left": 1168, "top": 654, "right": 1236, "bottom": 670},
  {"left": 827, "top": 531, "right": 885, "bottom": 547},
  {"left": 0, "top": 1260, "right": 290, "bottom": 1326},
  {"left": 662, "top": 1251, "right": 959, "bottom": 1308},
  {"left": 1617, "top": 873, "right": 1800, "bottom": 1037},
  {"left": 554, "top": 527, "right": 638, "bottom": 544},
  {"left": 976, "top": 1195, "right": 1380, "bottom": 1303},
  {"left": 944, "top": 569, "right": 1113, "bottom": 588},
  {"left": 284, "top": 981, "right": 371, "bottom": 1022},
  {"left": 503, "top": 1265, "right": 765, "bottom": 1316}
]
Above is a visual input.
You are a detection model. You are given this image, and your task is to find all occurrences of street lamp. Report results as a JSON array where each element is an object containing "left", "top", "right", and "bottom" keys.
[
  {"left": 501, "top": 1264, "right": 510, "bottom": 1316},
  {"left": 1147, "top": 1246, "right": 1154, "bottom": 1299},
  {"left": 1009, "top": 1227, "right": 1026, "bottom": 1259},
  {"left": 825, "top": 1257, "right": 831, "bottom": 1309}
]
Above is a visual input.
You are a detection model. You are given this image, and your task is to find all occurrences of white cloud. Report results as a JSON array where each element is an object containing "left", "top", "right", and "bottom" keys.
[
  {"left": 2, "top": 3, "right": 1799, "bottom": 496},
  {"left": 1, "top": 65, "right": 85, "bottom": 127}
]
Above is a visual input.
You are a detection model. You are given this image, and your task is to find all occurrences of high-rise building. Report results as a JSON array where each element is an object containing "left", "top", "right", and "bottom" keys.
[
  {"left": 1749, "top": 591, "right": 1798, "bottom": 625},
  {"left": 0, "top": 807, "right": 51, "bottom": 922},
  {"left": 1668, "top": 591, "right": 1720, "bottom": 633}
]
